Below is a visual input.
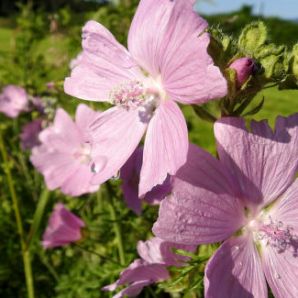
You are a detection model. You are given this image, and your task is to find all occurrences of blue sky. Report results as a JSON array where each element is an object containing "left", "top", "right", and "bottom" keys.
[{"left": 195, "top": 0, "right": 298, "bottom": 20}]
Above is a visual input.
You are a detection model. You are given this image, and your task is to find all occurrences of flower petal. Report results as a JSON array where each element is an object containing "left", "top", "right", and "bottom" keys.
[
  {"left": 39, "top": 108, "right": 82, "bottom": 153},
  {"left": 137, "top": 237, "right": 196, "bottom": 266},
  {"left": 152, "top": 178, "right": 245, "bottom": 245},
  {"left": 90, "top": 106, "right": 147, "bottom": 185},
  {"left": 176, "top": 143, "right": 236, "bottom": 195},
  {"left": 139, "top": 100, "right": 188, "bottom": 197},
  {"left": 269, "top": 180, "right": 298, "bottom": 232},
  {"left": 205, "top": 236, "right": 267, "bottom": 298},
  {"left": 64, "top": 20, "right": 143, "bottom": 102},
  {"left": 128, "top": 0, "right": 227, "bottom": 104},
  {"left": 75, "top": 103, "right": 100, "bottom": 133},
  {"left": 214, "top": 115, "right": 298, "bottom": 207},
  {"left": 262, "top": 241, "right": 298, "bottom": 298}
]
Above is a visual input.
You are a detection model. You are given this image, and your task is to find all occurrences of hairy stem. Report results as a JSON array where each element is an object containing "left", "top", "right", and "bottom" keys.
[{"left": 0, "top": 130, "right": 35, "bottom": 298}]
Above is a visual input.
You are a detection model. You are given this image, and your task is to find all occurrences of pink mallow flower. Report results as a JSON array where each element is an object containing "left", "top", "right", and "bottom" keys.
[
  {"left": 153, "top": 114, "right": 298, "bottom": 298},
  {"left": 103, "top": 237, "right": 196, "bottom": 297},
  {"left": 42, "top": 203, "right": 85, "bottom": 249},
  {"left": 31, "top": 104, "right": 101, "bottom": 196},
  {"left": 20, "top": 119, "right": 43, "bottom": 150},
  {"left": 120, "top": 147, "right": 172, "bottom": 215},
  {"left": 0, "top": 85, "right": 28, "bottom": 118},
  {"left": 64, "top": 0, "right": 227, "bottom": 197}
]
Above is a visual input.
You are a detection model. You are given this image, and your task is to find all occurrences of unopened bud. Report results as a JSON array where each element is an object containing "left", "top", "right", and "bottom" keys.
[{"left": 229, "top": 57, "right": 256, "bottom": 87}]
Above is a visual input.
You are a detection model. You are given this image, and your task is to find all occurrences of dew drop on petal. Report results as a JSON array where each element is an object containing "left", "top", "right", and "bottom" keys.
[
  {"left": 91, "top": 156, "right": 107, "bottom": 174},
  {"left": 274, "top": 272, "right": 281, "bottom": 279}
]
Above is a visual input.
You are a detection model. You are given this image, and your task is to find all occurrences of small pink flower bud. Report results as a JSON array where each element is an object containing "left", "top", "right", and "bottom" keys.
[
  {"left": 229, "top": 57, "right": 256, "bottom": 87},
  {"left": 42, "top": 203, "right": 85, "bottom": 249}
]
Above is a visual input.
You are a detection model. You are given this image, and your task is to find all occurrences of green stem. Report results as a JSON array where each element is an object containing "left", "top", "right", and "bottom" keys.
[
  {"left": 27, "top": 188, "right": 50, "bottom": 248},
  {"left": 106, "top": 184, "right": 125, "bottom": 265},
  {"left": 0, "top": 130, "right": 35, "bottom": 298}
]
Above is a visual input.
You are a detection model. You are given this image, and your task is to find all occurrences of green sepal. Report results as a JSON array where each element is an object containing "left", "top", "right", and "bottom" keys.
[{"left": 238, "top": 21, "right": 267, "bottom": 55}]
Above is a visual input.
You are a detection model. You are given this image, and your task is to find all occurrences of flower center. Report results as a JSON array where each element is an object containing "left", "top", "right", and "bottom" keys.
[
  {"left": 110, "top": 80, "right": 145, "bottom": 108},
  {"left": 257, "top": 217, "right": 296, "bottom": 253},
  {"left": 246, "top": 214, "right": 297, "bottom": 255},
  {"left": 109, "top": 78, "right": 166, "bottom": 122},
  {"left": 74, "top": 142, "right": 92, "bottom": 164}
]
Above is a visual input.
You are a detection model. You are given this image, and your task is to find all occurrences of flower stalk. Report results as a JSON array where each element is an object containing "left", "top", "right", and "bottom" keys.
[
  {"left": 106, "top": 183, "right": 126, "bottom": 266},
  {"left": 0, "top": 129, "right": 35, "bottom": 298}
]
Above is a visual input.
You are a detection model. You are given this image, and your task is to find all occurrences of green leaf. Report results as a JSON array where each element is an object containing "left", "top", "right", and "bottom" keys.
[{"left": 238, "top": 21, "right": 267, "bottom": 55}]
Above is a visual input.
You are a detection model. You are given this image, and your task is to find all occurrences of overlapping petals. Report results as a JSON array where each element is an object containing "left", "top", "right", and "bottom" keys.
[
  {"left": 153, "top": 114, "right": 298, "bottom": 298},
  {"left": 64, "top": 0, "right": 227, "bottom": 196},
  {"left": 31, "top": 104, "right": 101, "bottom": 196},
  {"left": 104, "top": 237, "right": 195, "bottom": 297},
  {"left": 214, "top": 115, "right": 298, "bottom": 207}
]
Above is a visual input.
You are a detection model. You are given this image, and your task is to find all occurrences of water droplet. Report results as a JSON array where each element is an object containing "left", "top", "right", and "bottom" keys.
[
  {"left": 111, "top": 170, "right": 120, "bottom": 180},
  {"left": 91, "top": 156, "right": 107, "bottom": 173},
  {"left": 274, "top": 272, "right": 281, "bottom": 279}
]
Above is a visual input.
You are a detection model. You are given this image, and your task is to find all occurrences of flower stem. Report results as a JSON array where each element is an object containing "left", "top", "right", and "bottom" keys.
[
  {"left": 106, "top": 183, "right": 126, "bottom": 265},
  {"left": 0, "top": 129, "right": 35, "bottom": 298}
]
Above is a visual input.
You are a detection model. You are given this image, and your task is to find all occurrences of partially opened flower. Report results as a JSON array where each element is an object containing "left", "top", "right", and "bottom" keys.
[
  {"left": 153, "top": 114, "right": 298, "bottom": 298},
  {"left": 42, "top": 203, "right": 85, "bottom": 249},
  {"left": 103, "top": 237, "right": 196, "bottom": 297},
  {"left": 0, "top": 85, "right": 28, "bottom": 118},
  {"left": 31, "top": 104, "right": 101, "bottom": 196},
  {"left": 64, "top": 0, "right": 227, "bottom": 196},
  {"left": 20, "top": 119, "right": 43, "bottom": 150},
  {"left": 120, "top": 147, "right": 172, "bottom": 214}
]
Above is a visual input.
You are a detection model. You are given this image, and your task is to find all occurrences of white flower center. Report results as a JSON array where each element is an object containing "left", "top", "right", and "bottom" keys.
[
  {"left": 109, "top": 77, "right": 167, "bottom": 122},
  {"left": 74, "top": 142, "right": 92, "bottom": 164}
]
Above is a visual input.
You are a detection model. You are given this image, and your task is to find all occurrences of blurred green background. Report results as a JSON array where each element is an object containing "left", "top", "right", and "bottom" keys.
[{"left": 0, "top": 1, "right": 298, "bottom": 297}]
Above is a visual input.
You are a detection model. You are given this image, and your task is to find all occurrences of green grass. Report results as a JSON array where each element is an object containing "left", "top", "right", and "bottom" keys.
[{"left": 0, "top": 27, "right": 13, "bottom": 52}]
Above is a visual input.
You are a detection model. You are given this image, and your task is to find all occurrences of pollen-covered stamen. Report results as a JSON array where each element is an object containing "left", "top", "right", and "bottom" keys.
[
  {"left": 74, "top": 142, "right": 92, "bottom": 164},
  {"left": 256, "top": 217, "right": 296, "bottom": 253},
  {"left": 110, "top": 80, "right": 145, "bottom": 109}
]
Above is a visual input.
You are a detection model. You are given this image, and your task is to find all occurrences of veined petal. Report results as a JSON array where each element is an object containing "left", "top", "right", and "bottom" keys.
[
  {"left": 176, "top": 143, "right": 236, "bottom": 195},
  {"left": 75, "top": 103, "right": 100, "bottom": 133},
  {"left": 269, "top": 180, "right": 298, "bottom": 232},
  {"left": 262, "top": 241, "right": 298, "bottom": 298},
  {"left": 205, "top": 235, "right": 267, "bottom": 298},
  {"left": 139, "top": 100, "right": 188, "bottom": 197},
  {"left": 128, "top": 0, "right": 227, "bottom": 104},
  {"left": 152, "top": 178, "right": 245, "bottom": 245},
  {"left": 64, "top": 20, "right": 144, "bottom": 102},
  {"left": 90, "top": 106, "right": 147, "bottom": 185},
  {"left": 39, "top": 108, "right": 82, "bottom": 153},
  {"left": 214, "top": 115, "right": 298, "bottom": 207}
]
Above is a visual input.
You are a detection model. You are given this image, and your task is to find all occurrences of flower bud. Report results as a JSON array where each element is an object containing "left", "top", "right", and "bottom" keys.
[
  {"left": 229, "top": 57, "right": 256, "bottom": 87},
  {"left": 42, "top": 203, "right": 85, "bottom": 249}
]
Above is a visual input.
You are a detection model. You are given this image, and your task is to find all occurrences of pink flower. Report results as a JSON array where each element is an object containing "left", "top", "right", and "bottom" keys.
[
  {"left": 0, "top": 85, "right": 28, "bottom": 118},
  {"left": 20, "top": 119, "right": 43, "bottom": 150},
  {"left": 42, "top": 203, "right": 85, "bottom": 249},
  {"left": 120, "top": 147, "right": 172, "bottom": 214},
  {"left": 229, "top": 57, "right": 256, "bottom": 87},
  {"left": 103, "top": 237, "right": 196, "bottom": 297},
  {"left": 31, "top": 104, "right": 101, "bottom": 196},
  {"left": 64, "top": 0, "right": 227, "bottom": 197},
  {"left": 153, "top": 114, "right": 298, "bottom": 298}
]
